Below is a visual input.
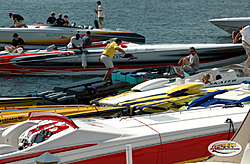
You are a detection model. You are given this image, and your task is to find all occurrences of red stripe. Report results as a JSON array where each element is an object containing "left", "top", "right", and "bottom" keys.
[
  {"left": 69, "top": 131, "right": 235, "bottom": 164},
  {"left": 129, "top": 116, "right": 162, "bottom": 144},
  {"left": 0, "top": 143, "right": 97, "bottom": 163},
  {"left": 214, "top": 23, "right": 240, "bottom": 29}
]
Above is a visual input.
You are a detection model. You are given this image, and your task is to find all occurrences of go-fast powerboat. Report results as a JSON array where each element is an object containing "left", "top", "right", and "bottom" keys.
[
  {"left": 91, "top": 64, "right": 250, "bottom": 113},
  {"left": 0, "top": 24, "right": 145, "bottom": 49},
  {"left": 0, "top": 101, "right": 249, "bottom": 164},
  {"left": 0, "top": 42, "right": 246, "bottom": 76},
  {"left": 209, "top": 17, "right": 250, "bottom": 33}
]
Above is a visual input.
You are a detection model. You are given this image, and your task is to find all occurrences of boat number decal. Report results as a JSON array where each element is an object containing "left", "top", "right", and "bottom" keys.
[
  {"left": 46, "top": 34, "right": 67, "bottom": 39},
  {"left": 113, "top": 54, "right": 138, "bottom": 60},
  {"left": 208, "top": 79, "right": 237, "bottom": 85},
  {"left": 208, "top": 140, "right": 242, "bottom": 157}
]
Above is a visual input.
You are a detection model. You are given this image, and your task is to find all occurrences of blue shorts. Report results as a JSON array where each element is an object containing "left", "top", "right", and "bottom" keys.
[{"left": 187, "top": 66, "right": 197, "bottom": 74}]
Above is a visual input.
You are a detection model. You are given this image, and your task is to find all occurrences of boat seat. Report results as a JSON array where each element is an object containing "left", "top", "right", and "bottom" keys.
[
  {"left": 46, "top": 44, "right": 56, "bottom": 51},
  {"left": 226, "top": 69, "right": 237, "bottom": 78},
  {"left": 210, "top": 68, "right": 220, "bottom": 81},
  {"left": 26, "top": 49, "right": 40, "bottom": 53}
]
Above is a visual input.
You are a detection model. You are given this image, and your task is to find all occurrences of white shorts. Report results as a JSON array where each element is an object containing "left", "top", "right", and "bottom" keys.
[
  {"left": 242, "top": 41, "right": 250, "bottom": 55},
  {"left": 101, "top": 54, "right": 114, "bottom": 68},
  {"left": 5, "top": 46, "right": 15, "bottom": 52},
  {"left": 16, "top": 20, "right": 25, "bottom": 26}
]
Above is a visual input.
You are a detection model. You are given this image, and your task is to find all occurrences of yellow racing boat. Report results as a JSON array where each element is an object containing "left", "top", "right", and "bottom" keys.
[{"left": 117, "top": 83, "right": 240, "bottom": 115}]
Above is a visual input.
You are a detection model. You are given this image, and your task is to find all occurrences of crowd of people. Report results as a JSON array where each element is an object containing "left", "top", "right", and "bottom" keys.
[{"left": 46, "top": 12, "right": 70, "bottom": 26}]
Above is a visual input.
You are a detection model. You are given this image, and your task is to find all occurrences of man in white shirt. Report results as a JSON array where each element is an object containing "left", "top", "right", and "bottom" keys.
[
  {"left": 233, "top": 24, "right": 250, "bottom": 67},
  {"left": 67, "top": 34, "right": 84, "bottom": 51},
  {"left": 95, "top": 1, "right": 106, "bottom": 29}
]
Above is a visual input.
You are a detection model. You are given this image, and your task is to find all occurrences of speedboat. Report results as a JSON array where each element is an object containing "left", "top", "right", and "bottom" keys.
[
  {"left": 0, "top": 100, "right": 249, "bottom": 164},
  {"left": 36, "top": 66, "right": 185, "bottom": 105},
  {"left": 0, "top": 42, "right": 246, "bottom": 76},
  {"left": 0, "top": 24, "right": 145, "bottom": 49},
  {"left": 0, "top": 105, "right": 127, "bottom": 125},
  {"left": 209, "top": 17, "right": 250, "bottom": 33},
  {"left": 91, "top": 64, "right": 250, "bottom": 110}
]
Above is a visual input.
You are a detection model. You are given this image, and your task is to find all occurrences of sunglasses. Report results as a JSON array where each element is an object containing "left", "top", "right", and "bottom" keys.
[{"left": 190, "top": 50, "right": 194, "bottom": 52}]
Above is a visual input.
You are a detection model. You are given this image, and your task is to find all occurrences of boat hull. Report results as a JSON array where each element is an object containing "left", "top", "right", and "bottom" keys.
[
  {"left": 0, "top": 43, "right": 246, "bottom": 76},
  {"left": 0, "top": 25, "right": 145, "bottom": 49},
  {"left": 209, "top": 17, "right": 250, "bottom": 33},
  {"left": 0, "top": 107, "right": 247, "bottom": 164}
]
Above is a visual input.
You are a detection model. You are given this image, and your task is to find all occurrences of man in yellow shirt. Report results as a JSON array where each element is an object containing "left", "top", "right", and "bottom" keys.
[{"left": 98, "top": 38, "right": 127, "bottom": 83}]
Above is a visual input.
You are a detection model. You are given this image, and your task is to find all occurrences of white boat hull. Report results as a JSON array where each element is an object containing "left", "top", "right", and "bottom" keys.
[
  {"left": 209, "top": 17, "right": 250, "bottom": 33},
  {"left": 0, "top": 104, "right": 248, "bottom": 164},
  {"left": 0, "top": 25, "right": 145, "bottom": 49},
  {"left": 0, "top": 42, "right": 245, "bottom": 76}
]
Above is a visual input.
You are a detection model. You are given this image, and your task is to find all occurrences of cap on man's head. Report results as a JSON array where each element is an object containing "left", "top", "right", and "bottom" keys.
[
  {"left": 51, "top": 12, "right": 55, "bottom": 15},
  {"left": 64, "top": 15, "right": 68, "bottom": 18},
  {"left": 9, "top": 13, "right": 12, "bottom": 18},
  {"left": 59, "top": 13, "right": 62, "bottom": 17}
]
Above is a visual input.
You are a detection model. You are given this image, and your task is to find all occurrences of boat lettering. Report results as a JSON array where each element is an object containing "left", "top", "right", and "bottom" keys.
[
  {"left": 208, "top": 140, "right": 242, "bottom": 157},
  {"left": 113, "top": 54, "right": 125, "bottom": 59},
  {"left": 113, "top": 54, "right": 138, "bottom": 60},
  {"left": 209, "top": 79, "right": 237, "bottom": 85},
  {"left": 145, "top": 48, "right": 155, "bottom": 51},
  {"left": 0, "top": 116, "right": 25, "bottom": 124},
  {"left": 46, "top": 34, "right": 64, "bottom": 38}
]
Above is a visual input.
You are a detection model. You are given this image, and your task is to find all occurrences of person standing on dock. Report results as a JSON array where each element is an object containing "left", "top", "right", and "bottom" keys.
[
  {"left": 233, "top": 24, "right": 250, "bottom": 67},
  {"left": 95, "top": 1, "right": 106, "bottom": 29},
  {"left": 98, "top": 38, "right": 128, "bottom": 83}
]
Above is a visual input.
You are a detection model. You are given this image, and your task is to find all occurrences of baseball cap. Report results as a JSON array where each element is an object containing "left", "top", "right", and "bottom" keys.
[
  {"left": 59, "top": 13, "right": 62, "bottom": 17},
  {"left": 51, "top": 12, "right": 55, "bottom": 15}
]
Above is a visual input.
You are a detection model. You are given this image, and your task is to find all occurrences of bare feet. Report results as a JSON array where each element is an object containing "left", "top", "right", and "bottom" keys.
[{"left": 102, "top": 79, "right": 111, "bottom": 83}]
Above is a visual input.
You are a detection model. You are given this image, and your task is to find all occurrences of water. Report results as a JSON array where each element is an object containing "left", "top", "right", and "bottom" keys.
[{"left": 0, "top": 0, "right": 250, "bottom": 96}]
